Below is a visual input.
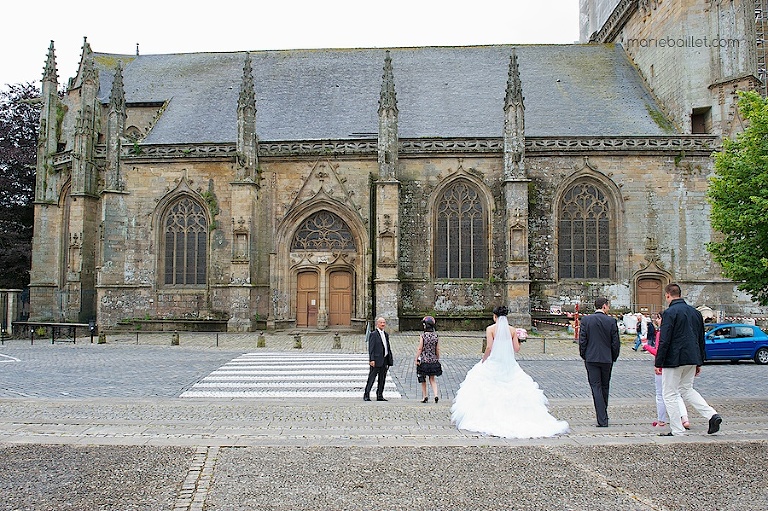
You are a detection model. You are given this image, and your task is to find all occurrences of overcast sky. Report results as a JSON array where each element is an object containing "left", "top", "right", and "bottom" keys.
[{"left": 2, "top": 1, "right": 580, "bottom": 88}]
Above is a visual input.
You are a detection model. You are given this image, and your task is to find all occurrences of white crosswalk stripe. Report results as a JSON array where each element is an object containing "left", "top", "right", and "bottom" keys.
[{"left": 181, "top": 352, "right": 401, "bottom": 398}]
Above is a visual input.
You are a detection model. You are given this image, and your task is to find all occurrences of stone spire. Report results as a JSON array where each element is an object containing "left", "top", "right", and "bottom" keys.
[
  {"left": 378, "top": 50, "right": 398, "bottom": 115},
  {"left": 106, "top": 62, "right": 126, "bottom": 190},
  {"left": 378, "top": 51, "right": 399, "bottom": 179},
  {"left": 503, "top": 50, "right": 525, "bottom": 180},
  {"left": 72, "top": 37, "right": 99, "bottom": 196},
  {"left": 35, "top": 41, "right": 61, "bottom": 202},
  {"left": 42, "top": 40, "right": 58, "bottom": 84},
  {"left": 236, "top": 52, "right": 259, "bottom": 182}
]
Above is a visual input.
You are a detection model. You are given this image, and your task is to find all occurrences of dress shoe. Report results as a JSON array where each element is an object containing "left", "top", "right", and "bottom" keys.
[
  {"left": 658, "top": 432, "right": 674, "bottom": 436},
  {"left": 596, "top": 423, "right": 608, "bottom": 428},
  {"left": 421, "top": 397, "right": 428, "bottom": 403},
  {"left": 363, "top": 396, "right": 371, "bottom": 401},
  {"left": 376, "top": 397, "right": 388, "bottom": 401},
  {"left": 434, "top": 396, "right": 439, "bottom": 403},
  {"left": 708, "top": 414, "right": 722, "bottom": 434}
]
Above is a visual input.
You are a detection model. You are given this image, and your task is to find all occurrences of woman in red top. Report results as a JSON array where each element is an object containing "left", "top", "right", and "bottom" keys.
[{"left": 644, "top": 313, "right": 690, "bottom": 428}]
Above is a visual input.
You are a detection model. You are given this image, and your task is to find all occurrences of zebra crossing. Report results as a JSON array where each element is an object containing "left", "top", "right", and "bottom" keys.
[{"left": 180, "top": 352, "right": 401, "bottom": 399}]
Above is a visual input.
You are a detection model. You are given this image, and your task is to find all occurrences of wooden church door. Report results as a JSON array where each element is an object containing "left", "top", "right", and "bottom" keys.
[{"left": 297, "top": 271, "right": 319, "bottom": 327}]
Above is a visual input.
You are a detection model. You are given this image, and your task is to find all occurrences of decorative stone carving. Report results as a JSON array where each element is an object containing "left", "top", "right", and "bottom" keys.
[{"left": 92, "top": 135, "right": 718, "bottom": 163}]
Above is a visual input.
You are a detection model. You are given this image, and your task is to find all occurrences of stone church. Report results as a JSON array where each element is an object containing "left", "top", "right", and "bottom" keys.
[{"left": 28, "top": 1, "right": 767, "bottom": 331}]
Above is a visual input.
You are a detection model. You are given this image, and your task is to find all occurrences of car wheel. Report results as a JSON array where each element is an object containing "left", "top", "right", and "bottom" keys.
[{"left": 754, "top": 347, "right": 768, "bottom": 365}]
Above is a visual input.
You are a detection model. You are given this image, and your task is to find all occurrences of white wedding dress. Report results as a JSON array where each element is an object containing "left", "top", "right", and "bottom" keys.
[{"left": 450, "top": 316, "right": 570, "bottom": 439}]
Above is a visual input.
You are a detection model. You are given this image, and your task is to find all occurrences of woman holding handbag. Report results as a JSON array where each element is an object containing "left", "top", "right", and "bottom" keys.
[{"left": 415, "top": 316, "right": 442, "bottom": 403}]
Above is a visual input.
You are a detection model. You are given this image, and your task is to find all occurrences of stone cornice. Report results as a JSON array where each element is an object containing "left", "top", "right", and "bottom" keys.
[
  {"left": 590, "top": 0, "right": 638, "bottom": 43},
  {"left": 78, "top": 135, "right": 720, "bottom": 165}
]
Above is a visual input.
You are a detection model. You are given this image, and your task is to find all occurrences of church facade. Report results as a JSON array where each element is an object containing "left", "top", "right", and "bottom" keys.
[{"left": 28, "top": 3, "right": 767, "bottom": 331}]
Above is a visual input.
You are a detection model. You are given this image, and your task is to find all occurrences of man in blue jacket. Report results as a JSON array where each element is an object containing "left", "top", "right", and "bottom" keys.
[
  {"left": 655, "top": 283, "right": 722, "bottom": 436},
  {"left": 579, "top": 296, "right": 621, "bottom": 427}
]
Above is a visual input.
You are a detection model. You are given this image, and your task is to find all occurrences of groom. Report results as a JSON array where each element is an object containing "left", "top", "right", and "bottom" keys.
[
  {"left": 578, "top": 297, "right": 621, "bottom": 427},
  {"left": 364, "top": 317, "right": 393, "bottom": 401}
]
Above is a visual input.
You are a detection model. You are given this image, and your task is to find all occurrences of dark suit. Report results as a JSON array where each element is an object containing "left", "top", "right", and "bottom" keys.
[
  {"left": 364, "top": 328, "right": 393, "bottom": 399},
  {"left": 579, "top": 310, "right": 621, "bottom": 426}
]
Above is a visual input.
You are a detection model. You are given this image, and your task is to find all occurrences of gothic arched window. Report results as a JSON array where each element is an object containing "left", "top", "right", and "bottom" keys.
[
  {"left": 163, "top": 196, "right": 208, "bottom": 285},
  {"left": 558, "top": 182, "right": 612, "bottom": 279},
  {"left": 292, "top": 210, "right": 356, "bottom": 251},
  {"left": 434, "top": 180, "right": 487, "bottom": 279}
]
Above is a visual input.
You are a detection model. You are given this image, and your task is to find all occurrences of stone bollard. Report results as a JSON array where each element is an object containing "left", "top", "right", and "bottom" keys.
[
  {"left": 257, "top": 331, "right": 266, "bottom": 348},
  {"left": 333, "top": 332, "right": 341, "bottom": 349},
  {"left": 171, "top": 331, "right": 180, "bottom": 346},
  {"left": 293, "top": 333, "right": 302, "bottom": 349},
  {"left": 98, "top": 332, "right": 106, "bottom": 344}
]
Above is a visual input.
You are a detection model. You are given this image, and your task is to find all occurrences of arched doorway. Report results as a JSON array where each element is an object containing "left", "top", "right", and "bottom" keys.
[
  {"left": 328, "top": 270, "right": 353, "bottom": 327},
  {"left": 296, "top": 271, "right": 319, "bottom": 327},
  {"left": 636, "top": 277, "right": 664, "bottom": 314}
]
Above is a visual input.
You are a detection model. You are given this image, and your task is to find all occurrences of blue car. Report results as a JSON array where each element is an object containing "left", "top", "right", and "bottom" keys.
[{"left": 704, "top": 323, "right": 768, "bottom": 364}]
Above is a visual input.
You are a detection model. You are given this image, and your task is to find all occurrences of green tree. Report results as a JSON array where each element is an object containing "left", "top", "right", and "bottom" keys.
[
  {"left": 0, "top": 83, "right": 39, "bottom": 289},
  {"left": 707, "top": 90, "right": 768, "bottom": 305}
]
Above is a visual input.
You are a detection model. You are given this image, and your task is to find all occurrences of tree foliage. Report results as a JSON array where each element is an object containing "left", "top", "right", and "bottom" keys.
[
  {"left": 708, "top": 91, "right": 768, "bottom": 305},
  {"left": 0, "top": 83, "right": 39, "bottom": 289}
]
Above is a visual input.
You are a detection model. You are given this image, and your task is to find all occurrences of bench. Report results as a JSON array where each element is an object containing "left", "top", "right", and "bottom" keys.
[{"left": 11, "top": 321, "right": 96, "bottom": 345}]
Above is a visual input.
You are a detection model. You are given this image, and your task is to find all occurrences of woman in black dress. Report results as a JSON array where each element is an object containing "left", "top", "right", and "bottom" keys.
[{"left": 414, "top": 316, "right": 443, "bottom": 403}]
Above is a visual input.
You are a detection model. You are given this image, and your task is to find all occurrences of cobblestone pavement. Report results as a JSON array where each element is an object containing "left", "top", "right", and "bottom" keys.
[{"left": 1, "top": 331, "right": 767, "bottom": 510}]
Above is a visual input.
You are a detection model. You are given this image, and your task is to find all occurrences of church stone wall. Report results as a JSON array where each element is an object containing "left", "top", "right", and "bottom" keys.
[
  {"left": 601, "top": 0, "right": 756, "bottom": 135},
  {"left": 526, "top": 151, "right": 723, "bottom": 312},
  {"left": 398, "top": 156, "right": 506, "bottom": 321}
]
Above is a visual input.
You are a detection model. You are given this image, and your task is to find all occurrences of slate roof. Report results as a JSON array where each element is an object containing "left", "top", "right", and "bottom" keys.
[{"left": 93, "top": 44, "right": 674, "bottom": 145}]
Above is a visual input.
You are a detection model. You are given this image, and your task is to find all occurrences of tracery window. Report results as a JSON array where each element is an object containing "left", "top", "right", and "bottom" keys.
[
  {"left": 163, "top": 196, "right": 208, "bottom": 285},
  {"left": 292, "top": 211, "right": 356, "bottom": 251},
  {"left": 558, "top": 182, "right": 612, "bottom": 279},
  {"left": 434, "top": 181, "right": 487, "bottom": 279}
]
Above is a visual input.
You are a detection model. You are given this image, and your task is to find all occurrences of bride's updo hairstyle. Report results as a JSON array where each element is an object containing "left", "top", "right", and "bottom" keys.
[{"left": 493, "top": 305, "right": 509, "bottom": 317}]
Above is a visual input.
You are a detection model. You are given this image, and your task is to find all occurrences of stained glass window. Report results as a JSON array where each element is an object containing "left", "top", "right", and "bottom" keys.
[
  {"left": 558, "top": 183, "right": 611, "bottom": 279},
  {"left": 292, "top": 211, "right": 356, "bottom": 251},
  {"left": 435, "top": 181, "right": 487, "bottom": 279},
  {"left": 163, "top": 197, "right": 208, "bottom": 285}
]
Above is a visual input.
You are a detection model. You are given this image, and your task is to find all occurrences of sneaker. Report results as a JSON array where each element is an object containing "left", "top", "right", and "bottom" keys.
[{"left": 707, "top": 414, "right": 722, "bottom": 434}]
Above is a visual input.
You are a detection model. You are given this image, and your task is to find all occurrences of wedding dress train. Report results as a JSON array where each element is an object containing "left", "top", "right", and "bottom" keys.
[{"left": 450, "top": 316, "right": 569, "bottom": 439}]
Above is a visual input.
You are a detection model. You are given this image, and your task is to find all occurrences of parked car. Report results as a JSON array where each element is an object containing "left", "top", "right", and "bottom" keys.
[{"left": 704, "top": 323, "right": 768, "bottom": 364}]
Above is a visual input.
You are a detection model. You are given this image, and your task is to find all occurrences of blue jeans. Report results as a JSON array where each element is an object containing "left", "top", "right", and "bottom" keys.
[{"left": 633, "top": 334, "right": 643, "bottom": 350}]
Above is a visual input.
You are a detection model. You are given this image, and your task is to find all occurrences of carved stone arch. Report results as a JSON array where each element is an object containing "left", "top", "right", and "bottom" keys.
[
  {"left": 555, "top": 158, "right": 624, "bottom": 213},
  {"left": 633, "top": 261, "right": 671, "bottom": 314},
  {"left": 151, "top": 174, "right": 212, "bottom": 234},
  {"left": 277, "top": 195, "right": 367, "bottom": 256},
  {"left": 428, "top": 170, "right": 494, "bottom": 215},
  {"left": 428, "top": 171, "right": 493, "bottom": 279},
  {"left": 59, "top": 179, "right": 73, "bottom": 289},
  {"left": 554, "top": 161, "right": 624, "bottom": 280},
  {"left": 57, "top": 177, "right": 72, "bottom": 208},
  {"left": 274, "top": 196, "right": 368, "bottom": 328}
]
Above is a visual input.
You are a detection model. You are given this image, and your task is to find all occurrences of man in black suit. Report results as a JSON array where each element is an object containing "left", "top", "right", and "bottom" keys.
[
  {"left": 364, "top": 317, "right": 393, "bottom": 401},
  {"left": 578, "top": 297, "right": 621, "bottom": 427}
]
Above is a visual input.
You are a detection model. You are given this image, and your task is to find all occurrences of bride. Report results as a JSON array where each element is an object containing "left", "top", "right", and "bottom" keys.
[{"left": 450, "top": 305, "right": 570, "bottom": 438}]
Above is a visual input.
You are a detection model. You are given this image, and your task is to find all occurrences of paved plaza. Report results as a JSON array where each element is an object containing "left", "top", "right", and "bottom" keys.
[{"left": 1, "top": 330, "right": 767, "bottom": 510}]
